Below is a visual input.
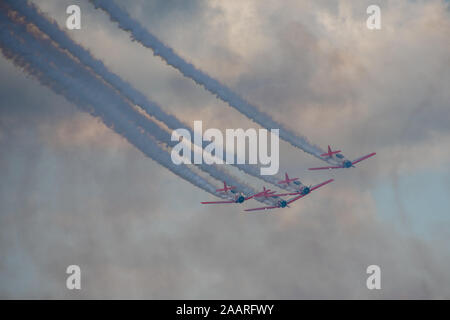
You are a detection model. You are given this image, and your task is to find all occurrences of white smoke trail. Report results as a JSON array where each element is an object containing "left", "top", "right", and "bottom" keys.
[
  {"left": 8, "top": 0, "right": 299, "bottom": 191},
  {"left": 89, "top": 0, "right": 342, "bottom": 166},
  {"left": 0, "top": 10, "right": 227, "bottom": 200},
  {"left": 0, "top": 5, "right": 277, "bottom": 205},
  {"left": 5, "top": 0, "right": 293, "bottom": 190}
]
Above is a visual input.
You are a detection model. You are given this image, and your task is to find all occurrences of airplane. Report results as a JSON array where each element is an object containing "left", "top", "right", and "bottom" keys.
[
  {"left": 321, "top": 145, "right": 342, "bottom": 158},
  {"left": 309, "top": 152, "right": 376, "bottom": 170},
  {"left": 245, "top": 179, "right": 334, "bottom": 212},
  {"left": 201, "top": 183, "right": 293, "bottom": 205},
  {"left": 277, "top": 172, "right": 299, "bottom": 185}
]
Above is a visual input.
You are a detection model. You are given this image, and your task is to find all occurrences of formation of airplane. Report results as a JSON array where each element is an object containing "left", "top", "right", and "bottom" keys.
[
  {"left": 245, "top": 178, "right": 334, "bottom": 212},
  {"left": 201, "top": 184, "right": 298, "bottom": 205},
  {"left": 201, "top": 144, "right": 375, "bottom": 212},
  {"left": 201, "top": 176, "right": 334, "bottom": 212}
]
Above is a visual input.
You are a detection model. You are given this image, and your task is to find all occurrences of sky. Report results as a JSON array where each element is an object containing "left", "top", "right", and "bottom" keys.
[{"left": 0, "top": 0, "right": 449, "bottom": 298}]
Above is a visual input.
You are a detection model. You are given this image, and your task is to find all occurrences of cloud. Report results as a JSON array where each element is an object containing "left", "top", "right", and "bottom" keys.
[{"left": 0, "top": 0, "right": 449, "bottom": 298}]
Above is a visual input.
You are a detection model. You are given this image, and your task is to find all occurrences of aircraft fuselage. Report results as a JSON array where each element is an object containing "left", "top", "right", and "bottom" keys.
[
  {"left": 301, "top": 186, "right": 311, "bottom": 195},
  {"left": 279, "top": 200, "right": 287, "bottom": 208},
  {"left": 343, "top": 160, "right": 352, "bottom": 168}
]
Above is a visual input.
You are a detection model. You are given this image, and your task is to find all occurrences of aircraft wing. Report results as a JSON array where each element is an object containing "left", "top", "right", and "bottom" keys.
[
  {"left": 351, "top": 152, "right": 376, "bottom": 165},
  {"left": 201, "top": 200, "right": 235, "bottom": 204},
  {"left": 308, "top": 166, "right": 342, "bottom": 170},
  {"left": 270, "top": 192, "right": 300, "bottom": 197},
  {"left": 244, "top": 206, "right": 279, "bottom": 212},
  {"left": 277, "top": 178, "right": 299, "bottom": 184},
  {"left": 244, "top": 192, "right": 265, "bottom": 200},
  {"left": 286, "top": 193, "right": 307, "bottom": 204},
  {"left": 311, "top": 179, "right": 334, "bottom": 191},
  {"left": 286, "top": 179, "right": 334, "bottom": 203},
  {"left": 246, "top": 189, "right": 281, "bottom": 200},
  {"left": 249, "top": 188, "right": 302, "bottom": 198}
]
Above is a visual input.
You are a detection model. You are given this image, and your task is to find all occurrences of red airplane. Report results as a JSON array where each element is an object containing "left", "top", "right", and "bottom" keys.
[
  {"left": 309, "top": 152, "right": 376, "bottom": 170},
  {"left": 321, "top": 145, "right": 342, "bottom": 158},
  {"left": 245, "top": 179, "right": 334, "bottom": 212},
  {"left": 277, "top": 172, "right": 299, "bottom": 185},
  {"left": 202, "top": 184, "right": 293, "bottom": 205}
]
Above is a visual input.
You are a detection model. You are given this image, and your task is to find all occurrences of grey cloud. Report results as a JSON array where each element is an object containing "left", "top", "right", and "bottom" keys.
[{"left": 1, "top": 0, "right": 450, "bottom": 298}]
